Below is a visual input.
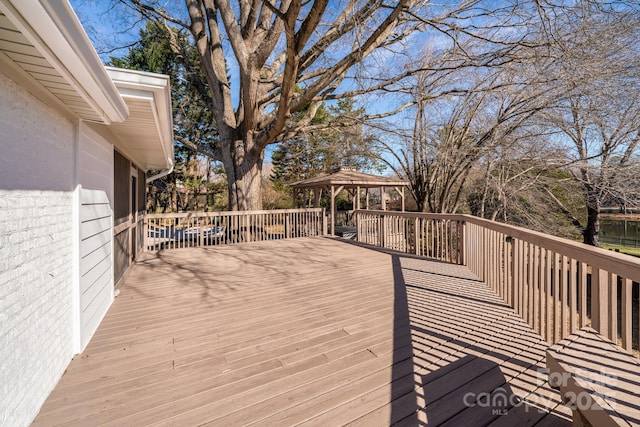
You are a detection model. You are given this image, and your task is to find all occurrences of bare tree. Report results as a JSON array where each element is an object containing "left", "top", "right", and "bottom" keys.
[
  {"left": 464, "top": 136, "right": 588, "bottom": 240},
  {"left": 101, "top": 0, "right": 557, "bottom": 209},
  {"left": 379, "top": 58, "right": 553, "bottom": 213},
  {"left": 541, "top": 6, "right": 640, "bottom": 245},
  {"left": 107, "top": 0, "right": 419, "bottom": 208}
]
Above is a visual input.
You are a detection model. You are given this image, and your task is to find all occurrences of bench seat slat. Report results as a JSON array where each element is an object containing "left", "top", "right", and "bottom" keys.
[{"left": 546, "top": 327, "right": 640, "bottom": 427}]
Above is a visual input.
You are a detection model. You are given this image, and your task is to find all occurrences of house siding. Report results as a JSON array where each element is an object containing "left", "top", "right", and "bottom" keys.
[
  {"left": 78, "top": 123, "right": 114, "bottom": 204},
  {"left": 78, "top": 188, "right": 113, "bottom": 350},
  {"left": 77, "top": 123, "right": 115, "bottom": 350},
  {"left": 0, "top": 71, "right": 75, "bottom": 426}
]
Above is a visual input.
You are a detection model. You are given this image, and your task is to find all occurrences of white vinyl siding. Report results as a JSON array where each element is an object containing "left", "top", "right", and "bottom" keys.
[{"left": 78, "top": 188, "right": 113, "bottom": 348}]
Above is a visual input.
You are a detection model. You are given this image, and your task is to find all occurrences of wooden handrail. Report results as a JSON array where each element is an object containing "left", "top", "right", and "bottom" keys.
[
  {"left": 355, "top": 210, "right": 640, "bottom": 356},
  {"left": 147, "top": 208, "right": 323, "bottom": 219},
  {"left": 355, "top": 210, "right": 465, "bottom": 264},
  {"left": 356, "top": 210, "right": 640, "bottom": 283},
  {"left": 144, "top": 208, "right": 326, "bottom": 251}
]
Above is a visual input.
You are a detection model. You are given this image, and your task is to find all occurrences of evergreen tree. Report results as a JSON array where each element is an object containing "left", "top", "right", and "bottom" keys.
[
  {"left": 109, "top": 22, "right": 225, "bottom": 211},
  {"left": 271, "top": 100, "right": 383, "bottom": 185}
]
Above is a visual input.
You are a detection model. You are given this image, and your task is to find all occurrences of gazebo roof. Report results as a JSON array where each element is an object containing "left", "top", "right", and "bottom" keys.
[{"left": 291, "top": 168, "right": 408, "bottom": 189}]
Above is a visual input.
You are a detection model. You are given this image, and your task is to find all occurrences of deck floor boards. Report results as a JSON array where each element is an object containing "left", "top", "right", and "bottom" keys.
[{"left": 33, "top": 237, "right": 571, "bottom": 426}]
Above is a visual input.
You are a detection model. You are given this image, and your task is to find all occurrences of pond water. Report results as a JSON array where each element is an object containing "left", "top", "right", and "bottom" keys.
[{"left": 601, "top": 219, "right": 640, "bottom": 247}]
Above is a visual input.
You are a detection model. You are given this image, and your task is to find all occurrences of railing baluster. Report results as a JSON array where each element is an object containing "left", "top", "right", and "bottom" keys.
[
  {"left": 609, "top": 272, "right": 617, "bottom": 343},
  {"left": 505, "top": 234, "right": 511, "bottom": 305},
  {"left": 621, "top": 277, "right": 632, "bottom": 351},
  {"left": 545, "top": 250, "right": 553, "bottom": 343},
  {"left": 524, "top": 242, "right": 532, "bottom": 326},
  {"left": 552, "top": 251, "right": 561, "bottom": 342},
  {"left": 521, "top": 241, "right": 528, "bottom": 320},
  {"left": 511, "top": 238, "right": 518, "bottom": 312},
  {"left": 561, "top": 255, "right": 569, "bottom": 339},
  {"left": 538, "top": 248, "right": 549, "bottom": 340},
  {"left": 591, "top": 267, "right": 609, "bottom": 338},
  {"left": 491, "top": 230, "right": 496, "bottom": 294},
  {"left": 579, "top": 262, "right": 588, "bottom": 328},
  {"left": 499, "top": 232, "right": 504, "bottom": 297},
  {"left": 569, "top": 258, "right": 578, "bottom": 334},
  {"left": 532, "top": 245, "right": 540, "bottom": 333}
]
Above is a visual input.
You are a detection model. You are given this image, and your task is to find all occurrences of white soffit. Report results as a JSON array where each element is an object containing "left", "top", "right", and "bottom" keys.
[
  {"left": 106, "top": 67, "right": 174, "bottom": 171},
  {"left": 0, "top": 1, "right": 128, "bottom": 123}
]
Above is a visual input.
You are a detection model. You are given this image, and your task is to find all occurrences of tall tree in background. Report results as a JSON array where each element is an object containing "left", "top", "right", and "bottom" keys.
[
  {"left": 271, "top": 99, "right": 383, "bottom": 185},
  {"left": 379, "top": 61, "right": 553, "bottom": 213},
  {"left": 541, "top": 7, "right": 640, "bottom": 246},
  {"left": 465, "top": 139, "right": 587, "bottom": 240},
  {"left": 110, "top": 21, "right": 218, "bottom": 159},
  {"left": 110, "top": 21, "right": 225, "bottom": 211},
  {"left": 106, "top": 0, "right": 548, "bottom": 210}
]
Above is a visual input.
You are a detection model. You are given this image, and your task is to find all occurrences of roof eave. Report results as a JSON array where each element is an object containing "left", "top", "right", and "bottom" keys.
[
  {"left": 106, "top": 67, "right": 175, "bottom": 171},
  {"left": 0, "top": 0, "right": 129, "bottom": 123}
]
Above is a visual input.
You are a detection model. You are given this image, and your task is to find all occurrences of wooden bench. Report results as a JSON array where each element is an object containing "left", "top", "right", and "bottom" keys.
[{"left": 546, "top": 327, "right": 640, "bottom": 427}]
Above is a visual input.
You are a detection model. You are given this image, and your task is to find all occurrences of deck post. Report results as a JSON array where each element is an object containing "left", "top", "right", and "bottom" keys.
[
  {"left": 459, "top": 221, "right": 465, "bottom": 266},
  {"left": 143, "top": 215, "right": 148, "bottom": 253},
  {"left": 322, "top": 210, "right": 327, "bottom": 235},
  {"left": 414, "top": 217, "right": 420, "bottom": 256}
]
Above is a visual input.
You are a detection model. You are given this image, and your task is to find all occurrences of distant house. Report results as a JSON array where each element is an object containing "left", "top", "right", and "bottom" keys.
[{"left": 0, "top": 1, "right": 174, "bottom": 425}]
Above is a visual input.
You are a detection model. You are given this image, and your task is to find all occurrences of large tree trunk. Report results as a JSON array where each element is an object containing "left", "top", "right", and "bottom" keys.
[
  {"left": 222, "top": 138, "right": 264, "bottom": 211},
  {"left": 412, "top": 187, "right": 427, "bottom": 212},
  {"left": 583, "top": 185, "right": 600, "bottom": 246}
]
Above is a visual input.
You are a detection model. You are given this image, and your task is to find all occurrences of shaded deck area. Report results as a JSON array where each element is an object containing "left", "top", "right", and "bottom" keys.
[{"left": 34, "top": 237, "right": 572, "bottom": 426}]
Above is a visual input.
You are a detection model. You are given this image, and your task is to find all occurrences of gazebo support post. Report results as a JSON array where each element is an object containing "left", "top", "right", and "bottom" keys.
[
  {"left": 330, "top": 185, "right": 335, "bottom": 236},
  {"left": 394, "top": 186, "right": 405, "bottom": 212},
  {"left": 290, "top": 170, "right": 409, "bottom": 229}
]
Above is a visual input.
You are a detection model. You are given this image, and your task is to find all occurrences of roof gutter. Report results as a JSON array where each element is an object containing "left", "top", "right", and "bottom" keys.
[{"left": 146, "top": 158, "right": 174, "bottom": 184}]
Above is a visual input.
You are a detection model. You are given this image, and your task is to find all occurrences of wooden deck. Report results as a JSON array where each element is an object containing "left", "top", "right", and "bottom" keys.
[{"left": 33, "top": 237, "right": 572, "bottom": 426}]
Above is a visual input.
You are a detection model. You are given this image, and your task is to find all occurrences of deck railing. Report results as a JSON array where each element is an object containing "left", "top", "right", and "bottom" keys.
[
  {"left": 356, "top": 210, "right": 640, "bottom": 355},
  {"left": 144, "top": 208, "right": 326, "bottom": 251},
  {"left": 356, "top": 210, "right": 464, "bottom": 264}
]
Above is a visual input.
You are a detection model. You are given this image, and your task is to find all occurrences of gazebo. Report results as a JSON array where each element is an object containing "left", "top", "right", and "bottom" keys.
[{"left": 291, "top": 167, "right": 409, "bottom": 235}]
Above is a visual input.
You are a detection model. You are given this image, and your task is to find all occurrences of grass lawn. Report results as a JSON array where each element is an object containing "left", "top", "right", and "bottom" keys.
[{"left": 601, "top": 243, "right": 640, "bottom": 258}]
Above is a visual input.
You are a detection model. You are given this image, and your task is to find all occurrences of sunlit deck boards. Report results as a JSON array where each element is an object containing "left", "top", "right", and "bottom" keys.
[{"left": 33, "top": 237, "right": 572, "bottom": 426}]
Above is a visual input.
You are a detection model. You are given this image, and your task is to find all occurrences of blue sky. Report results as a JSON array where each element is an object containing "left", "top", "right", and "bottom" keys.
[{"left": 68, "top": 1, "right": 430, "bottom": 170}]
